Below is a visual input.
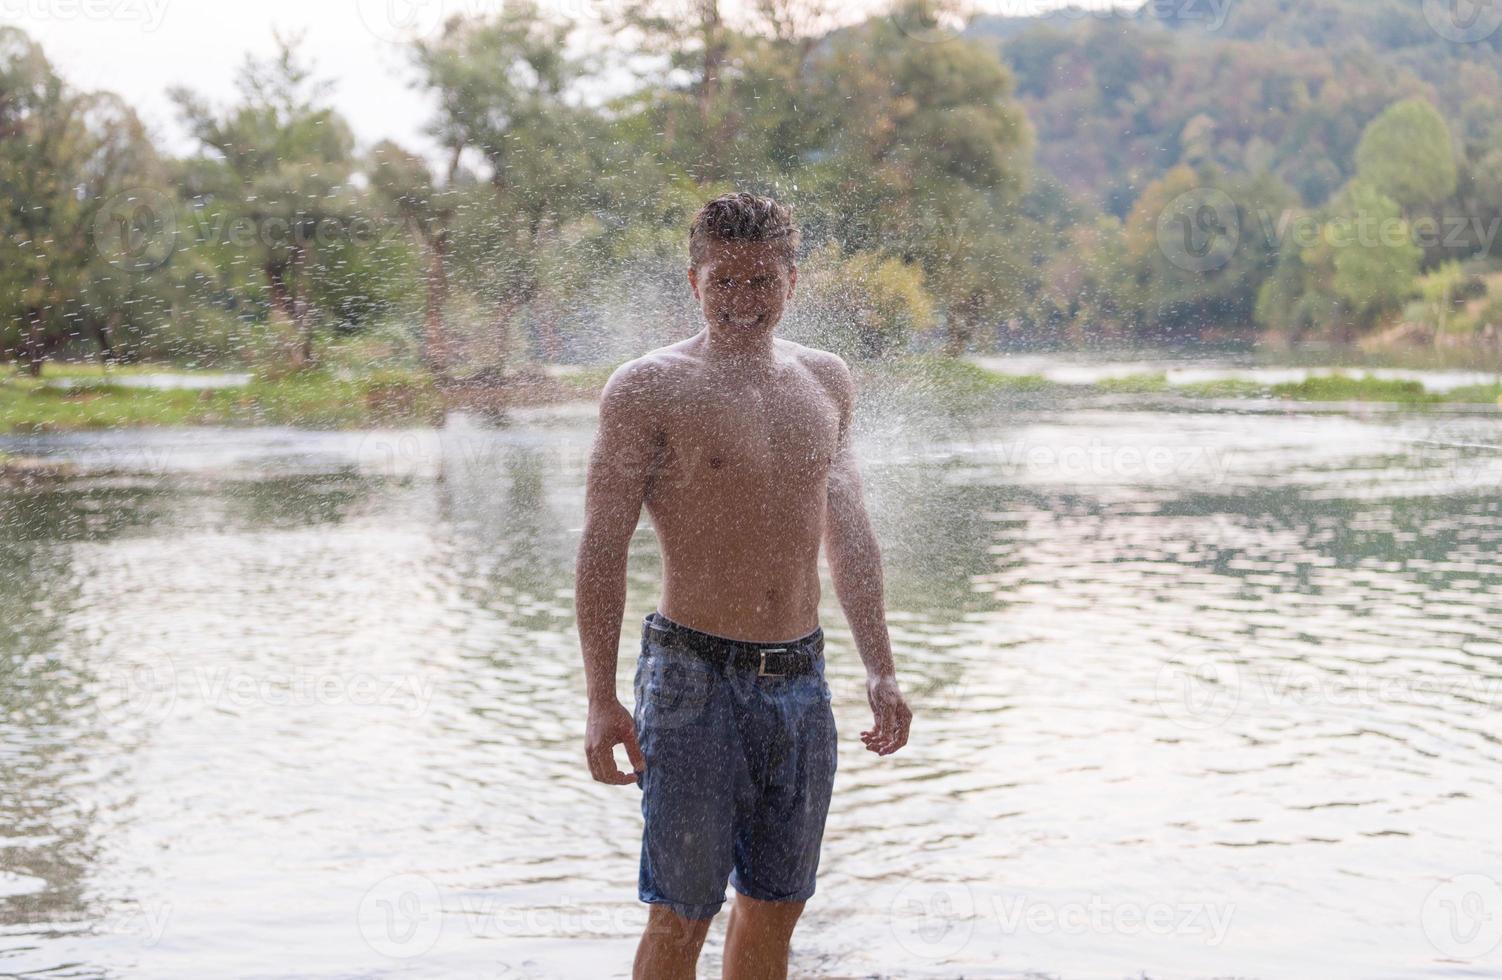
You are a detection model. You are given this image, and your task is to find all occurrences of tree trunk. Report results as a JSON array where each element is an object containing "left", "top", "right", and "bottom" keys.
[
  {"left": 423, "top": 229, "right": 451, "bottom": 376},
  {"left": 698, "top": 0, "right": 725, "bottom": 123},
  {"left": 291, "top": 243, "right": 315, "bottom": 368},
  {"left": 24, "top": 310, "right": 46, "bottom": 377},
  {"left": 266, "top": 251, "right": 316, "bottom": 370},
  {"left": 96, "top": 310, "right": 121, "bottom": 363},
  {"left": 265, "top": 263, "right": 307, "bottom": 370}
]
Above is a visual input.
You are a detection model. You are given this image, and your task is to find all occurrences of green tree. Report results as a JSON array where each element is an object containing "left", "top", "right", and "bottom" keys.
[
  {"left": 789, "top": 241, "right": 936, "bottom": 359},
  {"left": 171, "top": 32, "right": 360, "bottom": 369},
  {"left": 1328, "top": 180, "right": 1421, "bottom": 326},
  {"left": 413, "top": 3, "right": 606, "bottom": 370},
  {"left": 804, "top": 5, "right": 1033, "bottom": 353},
  {"left": 2, "top": 28, "right": 164, "bottom": 374},
  {"left": 1354, "top": 97, "right": 1458, "bottom": 211}
]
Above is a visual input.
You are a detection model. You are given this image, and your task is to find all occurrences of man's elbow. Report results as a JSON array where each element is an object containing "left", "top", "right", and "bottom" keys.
[
  {"left": 824, "top": 516, "right": 880, "bottom": 568},
  {"left": 576, "top": 516, "right": 635, "bottom": 573}
]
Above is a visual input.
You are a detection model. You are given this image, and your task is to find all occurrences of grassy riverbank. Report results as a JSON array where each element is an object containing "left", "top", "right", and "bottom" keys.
[
  {"left": 4, "top": 356, "right": 1501, "bottom": 434},
  {"left": 0, "top": 366, "right": 447, "bottom": 432}
]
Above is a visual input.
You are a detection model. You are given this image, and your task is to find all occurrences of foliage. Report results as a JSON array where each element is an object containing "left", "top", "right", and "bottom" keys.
[
  {"left": 787, "top": 242, "right": 936, "bottom": 359},
  {"left": 1354, "top": 98, "right": 1458, "bottom": 210}
]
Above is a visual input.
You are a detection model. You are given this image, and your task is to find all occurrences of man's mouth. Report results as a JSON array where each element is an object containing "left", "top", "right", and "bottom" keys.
[{"left": 725, "top": 313, "right": 765, "bottom": 326}]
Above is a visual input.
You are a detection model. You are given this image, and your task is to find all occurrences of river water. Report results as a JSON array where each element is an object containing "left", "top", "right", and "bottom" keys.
[{"left": 1, "top": 397, "right": 1500, "bottom": 978}]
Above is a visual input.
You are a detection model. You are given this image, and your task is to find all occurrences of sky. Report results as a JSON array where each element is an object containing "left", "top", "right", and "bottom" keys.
[{"left": 3, "top": 0, "right": 1121, "bottom": 161}]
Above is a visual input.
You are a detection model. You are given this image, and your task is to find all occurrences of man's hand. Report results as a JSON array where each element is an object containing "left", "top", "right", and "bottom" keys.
[
  {"left": 860, "top": 673, "right": 912, "bottom": 756},
  {"left": 586, "top": 698, "right": 646, "bottom": 785}
]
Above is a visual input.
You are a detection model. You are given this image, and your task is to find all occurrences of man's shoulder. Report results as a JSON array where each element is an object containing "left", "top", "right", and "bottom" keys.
[
  {"left": 779, "top": 340, "right": 853, "bottom": 401},
  {"left": 601, "top": 347, "right": 691, "bottom": 403}
]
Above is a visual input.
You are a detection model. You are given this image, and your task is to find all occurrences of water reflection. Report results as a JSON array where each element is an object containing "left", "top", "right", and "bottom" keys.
[{"left": 1, "top": 405, "right": 1500, "bottom": 977}]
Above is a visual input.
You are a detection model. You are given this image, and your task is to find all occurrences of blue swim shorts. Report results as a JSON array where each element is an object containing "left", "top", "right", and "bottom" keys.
[{"left": 632, "top": 609, "right": 839, "bottom": 921}]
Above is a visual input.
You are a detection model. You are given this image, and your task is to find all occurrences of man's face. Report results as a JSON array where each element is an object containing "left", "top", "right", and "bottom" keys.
[{"left": 688, "top": 238, "right": 797, "bottom": 332}]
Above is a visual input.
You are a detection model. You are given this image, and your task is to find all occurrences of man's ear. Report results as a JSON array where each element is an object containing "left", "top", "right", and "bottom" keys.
[
  {"left": 687, "top": 265, "right": 699, "bottom": 300},
  {"left": 787, "top": 265, "right": 797, "bottom": 298}
]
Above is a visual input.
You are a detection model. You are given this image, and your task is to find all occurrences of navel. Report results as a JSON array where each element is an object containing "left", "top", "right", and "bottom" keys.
[{"left": 709, "top": 456, "right": 724, "bottom": 469}]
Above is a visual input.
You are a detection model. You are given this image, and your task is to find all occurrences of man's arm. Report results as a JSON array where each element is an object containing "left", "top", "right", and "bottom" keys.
[
  {"left": 577, "top": 360, "right": 659, "bottom": 784},
  {"left": 821, "top": 355, "right": 912, "bottom": 756}
]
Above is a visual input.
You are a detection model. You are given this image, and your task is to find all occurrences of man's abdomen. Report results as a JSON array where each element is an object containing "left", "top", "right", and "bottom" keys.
[{"left": 656, "top": 544, "right": 823, "bottom": 644}]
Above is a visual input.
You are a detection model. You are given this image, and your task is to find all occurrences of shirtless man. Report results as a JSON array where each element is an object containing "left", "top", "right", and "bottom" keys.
[{"left": 577, "top": 192, "right": 912, "bottom": 980}]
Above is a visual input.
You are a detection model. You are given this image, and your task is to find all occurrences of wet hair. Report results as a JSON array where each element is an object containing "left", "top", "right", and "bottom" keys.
[{"left": 688, "top": 192, "right": 801, "bottom": 272}]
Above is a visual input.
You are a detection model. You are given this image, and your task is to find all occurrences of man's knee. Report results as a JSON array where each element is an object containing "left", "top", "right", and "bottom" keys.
[
  {"left": 645, "top": 903, "right": 716, "bottom": 949},
  {"left": 730, "top": 893, "right": 806, "bottom": 932}
]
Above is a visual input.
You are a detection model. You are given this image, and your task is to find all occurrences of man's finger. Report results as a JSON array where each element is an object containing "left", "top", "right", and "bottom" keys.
[
  {"left": 597, "top": 745, "right": 633, "bottom": 784},
  {"left": 587, "top": 739, "right": 630, "bottom": 784},
  {"left": 623, "top": 726, "right": 646, "bottom": 773}
]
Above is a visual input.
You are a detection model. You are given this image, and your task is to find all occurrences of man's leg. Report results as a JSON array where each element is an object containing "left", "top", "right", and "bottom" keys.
[
  {"left": 721, "top": 893, "right": 806, "bottom": 980},
  {"left": 634, "top": 905, "right": 715, "bottom": 980}
]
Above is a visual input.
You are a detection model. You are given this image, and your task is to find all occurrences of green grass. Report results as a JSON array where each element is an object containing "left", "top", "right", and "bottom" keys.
[
  {"left": 865, "top": 354, "right": 1057, "bottom": 397},
  {"left": 555, "top": 364, "right": 617, "bottom": 396},
  {"left": 1094, "top": 373, "right": 1172, "bottom": 394},
  {"left": 13, "top": 361, "right": 224, "bottom": 379},
  {"left": 1268, "top": 375, "right": 1439, "bottom": 404},
  {"left": 1086, "top": 370, "right": 1498, "bottom": 404},
  {"left": 5, "top": 357, "right": 1498, "bottom": 433},
  {"left": 1, "top": 368, "right": 443, "bottom": 432},
  {"left": 1442, "top": 383, "right": 1502, "bottom": 404},
  {"left": 1175, "top": 378, "right": 1273, "bottom": 399}
]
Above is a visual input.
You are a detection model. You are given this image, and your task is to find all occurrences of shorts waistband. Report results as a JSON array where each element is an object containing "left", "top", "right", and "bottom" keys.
[{"left": 643, "top": 610, "right": 823, "bottom": 655}]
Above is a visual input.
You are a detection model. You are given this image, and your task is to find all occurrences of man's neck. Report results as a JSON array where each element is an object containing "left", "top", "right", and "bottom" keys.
[{"left": 699, "top": 322, "right": 779, "bottom": 374}]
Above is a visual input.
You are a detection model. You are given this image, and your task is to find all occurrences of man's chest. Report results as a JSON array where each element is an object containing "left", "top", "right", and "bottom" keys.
[{"left": 653, "top": 379, "right": 840, "bottom": 488}]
